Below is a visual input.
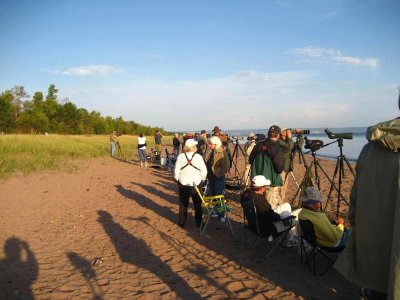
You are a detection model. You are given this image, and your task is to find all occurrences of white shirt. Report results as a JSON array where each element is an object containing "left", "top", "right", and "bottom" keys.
[
  {"left": 137, "top": 136, "right": 146, "bottom": 149},
  {"left": 174, "top": 151, "right": 207, "bottom": 186}
]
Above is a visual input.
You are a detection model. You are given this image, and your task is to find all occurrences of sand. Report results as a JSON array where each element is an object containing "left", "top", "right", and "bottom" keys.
[{"left": 0, "top": 146, "right": 361, "bottom": 299}]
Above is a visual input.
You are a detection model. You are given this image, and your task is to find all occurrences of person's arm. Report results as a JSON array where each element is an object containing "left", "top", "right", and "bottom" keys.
[
  {"left": 270, "top": 144, "right": 284, "bottom": 174},
  {"left": 249, "top": 142, "right": 261, "bottom": 164},
  {"left": 196, "top": 154, "right": 208, "bottom": 181},
  {"left": 174, "top": 155, "right": 182, "bottom": 181}
]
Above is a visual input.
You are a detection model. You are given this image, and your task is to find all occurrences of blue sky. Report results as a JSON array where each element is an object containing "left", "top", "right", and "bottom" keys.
[{"left": 0, "top": 0, "right": 399, "bottom": 131}]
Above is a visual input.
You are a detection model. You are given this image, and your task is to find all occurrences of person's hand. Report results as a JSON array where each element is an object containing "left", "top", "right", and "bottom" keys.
[{"left": 336, "top": 217, "right": 344, "bottom": 225}]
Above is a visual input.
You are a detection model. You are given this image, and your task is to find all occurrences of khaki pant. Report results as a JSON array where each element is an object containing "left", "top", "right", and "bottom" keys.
[
  {"left": 154, "top": 143, "right": 162, "bottom": 153},
  {"left": 279, "top": 171, "right": 289, "bottom": 203},
  {"left": 244, "top": 164, "right": 252, "bottom": 187}
]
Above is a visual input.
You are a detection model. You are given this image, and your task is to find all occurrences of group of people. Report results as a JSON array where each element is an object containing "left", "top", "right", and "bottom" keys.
[
  {"left": 109, "top": 93, "right": 399, "bottom": 299},
  {"left": 173, "top": 128, "right": 230, "bottom": 226}
]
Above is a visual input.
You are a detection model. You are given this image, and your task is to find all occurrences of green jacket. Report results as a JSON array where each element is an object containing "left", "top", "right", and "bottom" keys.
[
  {"left": 334, "top": 117, "right": 400, "bottom": 298},
  {"left": 276, "top": 137, "right": 294, "bottom": 172},
  {"left": 207, "top": 147, "right": 230, "bottom": 178}
]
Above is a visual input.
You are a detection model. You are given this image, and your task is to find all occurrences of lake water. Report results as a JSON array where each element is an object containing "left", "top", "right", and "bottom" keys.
[{"left": 224, "top": 127, "right": 368, "bottom": 161}]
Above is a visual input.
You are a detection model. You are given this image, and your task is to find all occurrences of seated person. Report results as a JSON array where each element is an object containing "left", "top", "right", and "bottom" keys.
[
  {"left": 298, "top": 187, "right": 351, "bottom": 248},
  {"left": 241, "top": 175, "right": 298, "bottom": 242}
]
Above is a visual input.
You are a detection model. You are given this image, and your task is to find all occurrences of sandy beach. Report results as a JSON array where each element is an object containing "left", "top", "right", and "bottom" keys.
[{"left": 0, "top": 146, "right": 361, "bottom": 299}]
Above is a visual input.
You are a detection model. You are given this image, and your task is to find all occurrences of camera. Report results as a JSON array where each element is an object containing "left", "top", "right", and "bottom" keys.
[
  {"left": 304, "top": 137, "right": 324, "bottom": 152},
  {"left": 227, "top": 135, "right": 244, "bottom": 142},
  {"left": 325, "top": 129, "right": 353, "bottom": 140},
  {"left": 286, "top": 128, "right": 310, "bottom": 135}
]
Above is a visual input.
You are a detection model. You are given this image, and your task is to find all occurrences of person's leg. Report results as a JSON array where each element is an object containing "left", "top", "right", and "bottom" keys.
[
  {"left": 338, "top": 229, "right": 353, "bottom": 247},
  {"left": 279, "top": 171, "right": 288, "bottom": 203},
  {"left": 110, "top": 142, "right": 115, "bottom": 157},
  {"left": 191, "top": 185, "right": 203, "bottom": 225},
  {"left": 178, "top": 184, "right": 190, "bottom": 226},
  {"left": 244, "top": 164, "right": 252, "bottom": 187},
  {"left": 266, "top": 186, "right": 282, "bottom": 210}
]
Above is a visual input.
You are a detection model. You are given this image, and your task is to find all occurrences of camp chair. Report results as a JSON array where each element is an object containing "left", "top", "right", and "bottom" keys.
[
  {"left": 242, "top": 198, "right": 296, "bottom": 257},
  {"left": 164, "top": 149, "right": 176, "bottom": 171},
  {"left": 194, "top": 182, "right": 233, "bottom": 236},
  {"left": 299, "top": 219, "right": 344, "bottom": 275}
]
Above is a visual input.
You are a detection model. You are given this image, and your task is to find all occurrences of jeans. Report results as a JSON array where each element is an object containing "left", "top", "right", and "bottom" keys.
[
  {"left": 337, "top": 229, "right": 353, "bottom": 247},
  {"left": 208, "top": 176, "right": 226, "bottom": 218},
  {"left": 173, "top": 146, "right": 180, "bottom": 157},
  {"left": 138, "top": 148, "right": 147, "bottom": 162},
  {"left": 110, "top": 142, "right": 116, "bottom": 157}
]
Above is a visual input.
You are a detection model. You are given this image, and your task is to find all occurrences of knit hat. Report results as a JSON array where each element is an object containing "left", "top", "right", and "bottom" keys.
[
  {"left": 251, "top": 175, "right": 271, "bottom": 187},
  {"left": 301, "top": 187, "right": 323, "bottom": 203}
]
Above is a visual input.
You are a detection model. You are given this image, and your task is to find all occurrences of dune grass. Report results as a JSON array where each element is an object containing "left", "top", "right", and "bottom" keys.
[{"left": 0, "top": 134, "right": 172, "bottom": 179}]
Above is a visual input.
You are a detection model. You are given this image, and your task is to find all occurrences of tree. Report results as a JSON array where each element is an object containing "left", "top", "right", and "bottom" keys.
[{"left": 0, "top": 91, "right": 16, "bottom": 132}]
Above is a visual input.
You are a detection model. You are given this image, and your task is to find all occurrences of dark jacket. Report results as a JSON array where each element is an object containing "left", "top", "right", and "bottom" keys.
[
  {"left": 241, "top": 188, "right": 282, "bottom": 237},
  {"left": 249, "top": 138, "right": 284, "bottom": 186}
]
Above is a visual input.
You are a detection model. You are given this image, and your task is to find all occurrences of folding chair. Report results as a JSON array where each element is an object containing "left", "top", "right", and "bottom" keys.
[
  {"left": 194, "top": 183, "right": 234, "bottom": 236},
  {"left": 299, "top": 219, "right": 344, "bottom": 275},
  {"left": 164, "top": 149, "right": 176, "bottom": 171},
  {"left": 242, "top": 198, "right": 296, "bottom": 257}
]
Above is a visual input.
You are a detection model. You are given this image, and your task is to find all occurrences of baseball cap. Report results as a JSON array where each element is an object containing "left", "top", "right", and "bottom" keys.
[
  {"left": 185, "top": 139, "right": 198, "bottom": 147},
  {"left": 248, "top": 132, "right": 255, "bottom": 139},
  {"left": 212, "top": 126, "right": 221, "bottom": 133},
  {"left": 201, "top": 130, "right": 206, "bottom": 134},
  {"left": 251, "top": 175, "right": 271, "bottom": 187},
  {"left": 268, "top": 125, "right": 281, "bottom": 136}
]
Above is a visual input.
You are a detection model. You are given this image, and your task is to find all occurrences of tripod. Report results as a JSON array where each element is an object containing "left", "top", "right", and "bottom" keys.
[
  {"left": 324, "top": 138, "right": 355, "bottom": 217},
  {"left": 292, "top": 147, "right": 342, "bottom": 209},
  {"left": 226, "top": 138, "right": 247, "bottom": 191},
  {"left": 289, "top": 136, "right": 309, "bottom": 204}
]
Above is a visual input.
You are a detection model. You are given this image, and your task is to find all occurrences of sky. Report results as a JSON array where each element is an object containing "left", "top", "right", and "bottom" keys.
[{"left": 0, "top": 0, "right": 399, "bottom": 132}]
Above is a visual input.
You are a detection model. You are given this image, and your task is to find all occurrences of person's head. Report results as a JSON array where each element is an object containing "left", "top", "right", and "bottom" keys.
[
  {"left": 251, "top": 175, "right": 271, "bottom": 194},
  {"left": 183, "top": 138, "right": 198, "bottom": 152},
  {"left": 112, "top": 130, "right": 116, "bottom": 134},
  {"left": 139, "top": 133, "right": 143, "bottom": 138},
  {"left": 247, "top": 132, "right": 255, "bottom": 141},
  {"left": 208, "top": 136, "right": 222, "bottom": 150},
  {"left": 174, "top": 133, "right": 179, "bottom": 138},
  {"left": 212, "top": 126, "right": 221, "bottom": 134},
  {"left": 301, "top": 187, "right": 323, "bottom": 210},
  {"left": 268, "top": 125, "right": 281, "bottom": 140},
  {"left": 155, "top": 130, "right": 160, "bottom": 134},
  {"left": 201, "top": 129, "right": 206, "bottom": 136}
]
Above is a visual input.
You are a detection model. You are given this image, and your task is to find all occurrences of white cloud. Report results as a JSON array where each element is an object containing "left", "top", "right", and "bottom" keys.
[
  {"left": 61, "top": 65, "right": 123, "bottom": 76},
  {"left": 288, "top": 46, "right": 379, "bottom": 68}
]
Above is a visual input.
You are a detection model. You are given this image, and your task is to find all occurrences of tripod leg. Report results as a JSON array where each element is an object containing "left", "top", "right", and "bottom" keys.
[
  {"left": 324, "top": 157, "right": 340, "bottom": 212},
  {"left": 343, "top": 156, "right": 355, "bottom": 177}
]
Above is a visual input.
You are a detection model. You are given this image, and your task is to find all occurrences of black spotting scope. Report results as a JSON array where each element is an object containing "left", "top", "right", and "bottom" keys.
[{"left": 325, "top": 128, "right": 353, "bottom": 140}]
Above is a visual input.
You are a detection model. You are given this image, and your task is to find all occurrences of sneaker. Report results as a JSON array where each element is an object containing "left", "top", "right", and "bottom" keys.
[
  {"left": 219, "top": 217, "right": 226, "bottom": 222},
  {"left": 211, "top": 212, "right": 219, "bottom": 218}
]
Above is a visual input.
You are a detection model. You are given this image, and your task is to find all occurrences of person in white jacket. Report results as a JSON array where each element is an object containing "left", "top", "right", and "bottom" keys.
[{"left": 174, "top": 139, "right": 207, "bottom": 227}]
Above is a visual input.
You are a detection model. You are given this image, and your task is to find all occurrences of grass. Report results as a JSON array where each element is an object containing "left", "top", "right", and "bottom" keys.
[{"left": 0, "top": 134, "right": 172, "bottom": 179}]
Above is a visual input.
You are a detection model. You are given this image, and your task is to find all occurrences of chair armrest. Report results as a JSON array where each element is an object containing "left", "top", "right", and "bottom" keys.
[{"left": 281, "top": 215, "right": 296, "bottom": 226}]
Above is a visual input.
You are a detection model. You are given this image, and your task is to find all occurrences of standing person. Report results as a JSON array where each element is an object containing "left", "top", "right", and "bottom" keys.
[
  {"left": 174, "top": 139, "right": 207, "bottom": 227},
  {"left": 154, "top": 130, "right": 163, "bottom": 158},
  {"left": 196, "top": 130, "right": 208, "bottom": 159},
  {"left": 276, "top": 128, "right": 295, "bottom": 203},
  {"left": 244, "top": 132, "right": 257, "bottom": 186},
  {"left": 137, "top": 133, "right": 147, "bottom": 167},
  {"left": 206, "top": 136, "right": 230, "bottom": 222},
  {"left": 110, "top": 130, "right": 119, "bottom": 157},
  {"left": 173, "top": 133, "right": 181, "bottom": 156},
  {"left": 334, "top": 97, "right": 400, "bottom": 300},
  {"left": 212, "top": 126, "right": 231, "bottom": 165},
  {"left": 249, "top": 125, "right": 284, "bottom": 210}
]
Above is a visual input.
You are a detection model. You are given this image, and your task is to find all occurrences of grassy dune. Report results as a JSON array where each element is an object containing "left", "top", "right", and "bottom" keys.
[{"left": 0, "top": 134, "right": 172, "bottom": 179}]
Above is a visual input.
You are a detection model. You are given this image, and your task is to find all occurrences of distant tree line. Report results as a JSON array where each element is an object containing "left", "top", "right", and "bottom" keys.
[{"left": 0, "top": 84, "right": 167, "bottom": 135}]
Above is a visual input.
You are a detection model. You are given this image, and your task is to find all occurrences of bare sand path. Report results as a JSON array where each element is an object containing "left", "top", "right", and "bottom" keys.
[{"left": 0, "top": 156, "right": 361, "bottom": 299}]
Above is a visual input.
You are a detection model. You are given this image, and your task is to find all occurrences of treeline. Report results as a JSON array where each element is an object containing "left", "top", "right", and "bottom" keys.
[{"left": 0, "top": 84, "right": 167, "bottom": 135}]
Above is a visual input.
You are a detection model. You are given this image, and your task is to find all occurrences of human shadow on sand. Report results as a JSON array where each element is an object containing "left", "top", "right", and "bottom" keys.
[
  {"left": 0, "top": 237, "right": 38, "bottom": 300},
  {"left": 97, "top": 210, "right": 202, "bottom": 299},
  {"left": 67, "top": 252, "right": 104, "bottom": 300},
  {"left": 115, "top": 182, "right": 360, "bottom": 299}
]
